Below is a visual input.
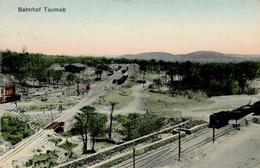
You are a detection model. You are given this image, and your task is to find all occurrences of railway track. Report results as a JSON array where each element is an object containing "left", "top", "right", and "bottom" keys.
[
  {"left": 113, "top": 125, "right": 234, "bottom": 168},
  {"left": 0, "top": 64, "right": 135, "bottom": 167}
]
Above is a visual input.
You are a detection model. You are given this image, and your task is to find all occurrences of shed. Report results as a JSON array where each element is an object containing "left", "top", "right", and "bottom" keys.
[
  {"left": 65, "top": 63, "right": 86, "bottom": 73},
  {"left": 253, "top": 115, "right": 260, "bottom": 124}
]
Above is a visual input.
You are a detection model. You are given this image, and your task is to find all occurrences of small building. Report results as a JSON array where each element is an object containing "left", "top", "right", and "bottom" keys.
[
  {"left": 253, "top": 115, "right": 260, "bottom": 124},
  {"left": 0, "top": 85, "right": 20, "bottom": 103},
  {"left": 0, "top": 74, "right": 21, "bottom": 103},
  {"left": 65, "top": 63, "right": 86, "bottom": 73},
  {"left": 164, "top": 72, "right": 183, "bottom": 85}
]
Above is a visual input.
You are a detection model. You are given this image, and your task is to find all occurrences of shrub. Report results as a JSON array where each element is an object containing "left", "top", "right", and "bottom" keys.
[
  {"left": 117, "top": 113, "right": 165, "bottom": 140},
  {"left": 1, "top": 115, "right": 34, "bottom": 145},
  {"left": 59, "top": 140, "right": 78, "bottom": 151}
]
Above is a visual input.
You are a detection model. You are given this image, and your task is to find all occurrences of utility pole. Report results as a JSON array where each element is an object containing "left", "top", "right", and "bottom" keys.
[
  {"left": 235, "top": 119, "right": 240, "bottom": 130},
  {"left": 50, "top": 111, "right": 54, "bottom": 122},
  {"left": 109, "top": 101, "right": 117, "bottom": 139},
  {"left": 76, "top": 80, "right": 80, "bottom": 96},
  {"left": 212, "top": 126, "right": 215, "bottom": 143},
  {"left": 178, "top": 131, "right": 181, "bottom": 161},
  {"left": 133, "top": 148, "right": 136, "bottom": 168},
  {"left": 59, "top": 105, "right": 62, "bottom": 113}
]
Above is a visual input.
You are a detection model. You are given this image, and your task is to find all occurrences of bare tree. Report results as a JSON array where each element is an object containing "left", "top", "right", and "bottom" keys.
[{"left": 108, "top": 101, "right": 117, "bottom": 139}]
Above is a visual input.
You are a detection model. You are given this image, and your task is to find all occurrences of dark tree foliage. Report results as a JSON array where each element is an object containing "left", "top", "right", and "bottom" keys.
[
  {"left": 118, "top": 113, "right": 165, "bottom": 141},
  {"left": 72, "top": 106, "right": 107, "bottom": 153},
  {"left": 1, "top": 115, "right": 34, "bottom": 145}
]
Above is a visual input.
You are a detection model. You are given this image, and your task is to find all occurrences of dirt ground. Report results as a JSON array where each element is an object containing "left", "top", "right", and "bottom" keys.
[
  {"left": 163, "top": 123, "right": 260, "bottom": 168},
  {"left": 180, "top": 93, "right": 260, "bottom": 121}
]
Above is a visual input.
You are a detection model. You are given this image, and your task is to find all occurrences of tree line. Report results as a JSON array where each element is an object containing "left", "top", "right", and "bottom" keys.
[
  {"left": 1, "top": 50, "right": 260, "bottom": 96},
  {"left": 71, "top": 106, "right": 166, "bottom": 154}
]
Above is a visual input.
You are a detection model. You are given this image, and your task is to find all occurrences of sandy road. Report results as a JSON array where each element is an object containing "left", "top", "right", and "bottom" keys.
[
  {"left": 0, "top": 64, "right": 136, "bottom": 168},
  {"left": 114, "top": 82, "right": 149, "bottom": 115}
]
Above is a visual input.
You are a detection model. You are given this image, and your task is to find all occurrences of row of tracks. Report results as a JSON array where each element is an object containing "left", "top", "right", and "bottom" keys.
[{"left": 113, "top": 124, "right": 235, "bottom": 168}]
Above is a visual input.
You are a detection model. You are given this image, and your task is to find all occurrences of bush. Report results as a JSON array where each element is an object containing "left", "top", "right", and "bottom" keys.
[
  {"left": 1, "top": 115, "right": 34, "bottom": 145},
  {"left": 245, "top": 87, "right": 257, "bottom": 95},
  {"left": 117, "top": 113, "right": 165, "bottom": 140},
  {"left": 182, "top": 120, "right": 207, "bottom": 129},
  {"left": 59, "top": 140, "right": 78, "bottom": 151},
  {"left": 26, "top": 150, "right": 59, "bottom": 168}
]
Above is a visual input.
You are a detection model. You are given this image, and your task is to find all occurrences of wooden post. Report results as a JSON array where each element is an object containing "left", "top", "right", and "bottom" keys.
[
  {"left": 133, "top": 148, "right": 136, "bottom": 168},
  {"left": 59, "top": 105, "right": 62, "bottom": 113},
  {"left": 178, "top": 131, "right": 181, "bottom": 161},
  {"left": 51, "top": 111, "right": 54, "bottom": 122},
  {"left": 76, "top": 81, "right": 80, "bottom": 96},
  {"left": 213, "top": 126, "right": 215, "bottom": 143}
]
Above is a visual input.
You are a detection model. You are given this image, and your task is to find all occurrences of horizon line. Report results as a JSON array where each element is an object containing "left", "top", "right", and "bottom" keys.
[{"left": 1, "top": 49, "right": 260, "bottom": 57}]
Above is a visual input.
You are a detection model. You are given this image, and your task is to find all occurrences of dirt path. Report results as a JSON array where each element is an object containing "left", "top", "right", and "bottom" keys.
[
  {"left": 114, "top": 84, "right": 148, "bottom": 115},
  {"left": 96, "top": 82, "right": 150, "bottom": 115}
]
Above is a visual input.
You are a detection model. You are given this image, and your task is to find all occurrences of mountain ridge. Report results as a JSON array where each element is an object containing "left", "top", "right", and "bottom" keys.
[{"left": 120, "top": 51, "right": 260, "bottom": 62}]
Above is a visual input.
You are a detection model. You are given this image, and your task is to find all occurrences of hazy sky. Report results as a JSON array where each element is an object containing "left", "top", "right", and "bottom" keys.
[{"left": 1, "top": 0, "right": 260, "bottom": 56}]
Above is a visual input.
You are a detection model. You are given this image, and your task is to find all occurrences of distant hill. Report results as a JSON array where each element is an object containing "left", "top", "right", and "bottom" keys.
[{"left": 120, "top": 51, "right": 260, "bottom": 62}]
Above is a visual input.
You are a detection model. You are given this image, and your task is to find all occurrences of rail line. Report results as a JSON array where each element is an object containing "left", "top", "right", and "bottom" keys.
[
  {"left": 0, "top": 64, "right": 135, "bottom": 166},
  {"left": 115, "top": 124, "right": 235, "bottom": 168}
]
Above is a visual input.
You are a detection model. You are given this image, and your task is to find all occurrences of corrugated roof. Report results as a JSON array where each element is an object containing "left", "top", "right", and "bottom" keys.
[{"left": 70, "top": 63, "right": 86, "bottom": 68}]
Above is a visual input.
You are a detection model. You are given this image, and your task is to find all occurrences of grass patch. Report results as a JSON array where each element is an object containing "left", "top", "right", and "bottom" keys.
[
  {"left": 93, "top": 86, "right": 134, "bottom": 110},
  {"left": 60, "top": 131, "right": 74, "bottom": 137},
  {"left": 59, "top": 140, "right": 78, "bottom": 151},
  {"left": 49, "top": 138, "right": 62, "bottom": 145},
  {"left": 95, "top": 142, "right": 114, "bottom": 151},
  {"left": 32, "top": 119, "right": 50, "bottom": 128},
  {"left": 144, "top": 92, "right": 212, "bottom": 118},
  {"left": 182, "top": 120, "right": 207, "bottom": 129},
  {"left": 26, "top": 150, "right": 58, "bottom": 168}
]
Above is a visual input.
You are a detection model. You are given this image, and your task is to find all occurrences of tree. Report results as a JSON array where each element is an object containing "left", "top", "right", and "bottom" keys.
[
  {"left": 73, "top": 106, "right": 95, "bottom": 154},
  {"left": 89, "top": 113, "right": 107, "bottom": 151},
  {"left": 73, "top": 106, "right": 107, "bottom": 153},
  {"left": 49, "top": 70, "right": 63, "bottom": 86},
  {"left": 66, "top": 73, "right": 77, "bottom": 85},
  {"left": 119, "top": 113, "right": 165, "bottom": 140},
  {"left": 153, "top": 78, "right": 162, "bottom": 89},
  {"left": 120, "top": 113, "right": 139, "bottom": 140},
  {"left": 108, "top": 101, "right": 117, "bottom": 139}
]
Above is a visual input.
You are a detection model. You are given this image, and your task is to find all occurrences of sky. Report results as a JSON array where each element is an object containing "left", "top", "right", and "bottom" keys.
[{"left": 0, "top": 0, "right": 260, "bottom": 56}]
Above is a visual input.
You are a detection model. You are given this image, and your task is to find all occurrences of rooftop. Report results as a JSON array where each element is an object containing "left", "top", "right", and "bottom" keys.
[{"left": 70, "top": 63, "right": 86, "bottom": 68}]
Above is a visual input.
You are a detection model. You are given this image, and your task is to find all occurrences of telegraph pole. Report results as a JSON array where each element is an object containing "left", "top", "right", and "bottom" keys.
[
  {"left": 50, "top": 111, "right": 54, "bottom": 122},
  {"left": 178, "top": 131, "right": 181, "bottom": 161},
  {"left": 212, "top": 126, "right": 215, "bottom": 143},
  {"left": 133, "top": 148, "right": 136, "bottom": 168},
  {"left": 76, "top": 80, "right": 80, "bottom": 96}
]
